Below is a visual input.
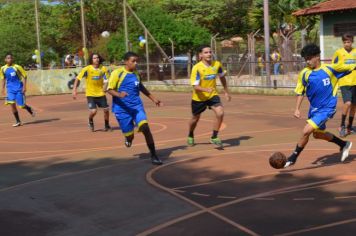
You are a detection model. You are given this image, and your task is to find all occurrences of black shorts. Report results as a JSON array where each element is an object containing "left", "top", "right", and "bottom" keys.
[
  {"left": 191, "top": 95, "right": 222, "bottom": 116},
  {"left": 87, "top": 96, "right": 109, "bottom": 109},
  {"left": 340, "top": 86, "right": 356, "bottom": 104}
]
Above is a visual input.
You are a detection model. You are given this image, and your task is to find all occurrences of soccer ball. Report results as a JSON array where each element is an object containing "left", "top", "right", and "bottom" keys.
[{"left": 101, "top": 31, "right": 110, "bottom": 38}]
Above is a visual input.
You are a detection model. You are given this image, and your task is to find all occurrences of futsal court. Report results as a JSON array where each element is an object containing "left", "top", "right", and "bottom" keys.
[{"left": 0, "top": 92, "right": 355, "bottom": 236}]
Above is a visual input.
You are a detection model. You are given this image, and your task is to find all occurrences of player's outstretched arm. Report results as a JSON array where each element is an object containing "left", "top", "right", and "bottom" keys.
[
  {"left": 219, "top": 75, "right": 231, "bottom": 102},
  {"left": 140, "top": 83, "right": 162, "bottom": 106},
  {"left": 1, "top": 79, "right": 5, "bottom": 96},
  {"left": 72, "top": 78, "right": 80, "bottom": 99},
  {"left": 193, "top": 85, "right": 214, "bottom": 93},
  {"left": 22, "top": 77, "right": 27, "bottom": 93},
  {"left": 294, "top": 95, "right": 304, "bottom": 119}
]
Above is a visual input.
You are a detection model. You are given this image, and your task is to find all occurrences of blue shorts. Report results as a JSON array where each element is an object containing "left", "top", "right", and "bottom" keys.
[
  {"left": 307, "top": 107, "right": 336, "bottom": 131},
  {"left": 114, "top": 106, "right": 148, "bottom": 136},
  {"left": 5, "top": 90, "right": 25, "bottom": 107}
]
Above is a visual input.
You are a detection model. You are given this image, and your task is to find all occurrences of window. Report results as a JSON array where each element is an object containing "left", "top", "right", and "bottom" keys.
[{"left": 334, "top": 22, "right": 356, "bottom": 36}]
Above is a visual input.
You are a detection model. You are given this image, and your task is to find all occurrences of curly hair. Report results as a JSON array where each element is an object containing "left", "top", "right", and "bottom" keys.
[
  {"left": 89, "top": 53, "right": 104, "bottom": 65},
  {"left": 301, "top": 44, "right": 321, "bottom": 59}
]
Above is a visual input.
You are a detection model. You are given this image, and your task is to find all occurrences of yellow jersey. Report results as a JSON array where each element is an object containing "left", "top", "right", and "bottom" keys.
[
  {"left": 77, "top": 65, "right": 109, "bottom": 97},
  {"left": 190, "top": 61, "right": 224, "bottom": 101},
  {"left": 332, "top": 48, "right": 356, "bottom": 86}
]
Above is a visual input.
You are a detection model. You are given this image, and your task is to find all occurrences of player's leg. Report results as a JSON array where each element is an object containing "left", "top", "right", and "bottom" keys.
[
  {"left": 87, "top": 96, "right": 97, "bottom": 132},
  {"left": 136, "top": 109, "right": 162, "bottom": 165},
  {"left": 103, "top": 108, "right": 112, "bottom": 131},
  {"left": 347, "top": 86, "right": 356, "bottom": 134},
  {"left": 209, "top": 96, "right": 224, "bottom": 147},
  {"left": 96, "top": 96, "right": 112, "bottom": 131},
  {"left": 115, "top": 111, "right": 134, "bottom": 147},
  {"left": 284, "top": 123, "right": 314, "bottom": 167},
  {"left": 139, "top": 122, "right": 162, "bottom": 165},
  {"left": 18, "top": 92, "right": 35, "bottom": 117},
  {"left": 187, "top": 100, "right": 207, "bottom": 146},
  {"left": 11, "top": 103, "right": 21, "bottom": 127},
  {"left": 339, "top": 86, "right": 352, "bottom": 137},
  {"left": 312, "top": 130, "right": 351, "bottom": 162},
  {"left": 6, "top": 91, "right": 21, "bottom": 126}
]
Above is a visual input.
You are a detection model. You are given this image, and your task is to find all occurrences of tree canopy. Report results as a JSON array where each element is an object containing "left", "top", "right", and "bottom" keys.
[{"left": 0, "top": 0, "right": 323, "bottom": 66}]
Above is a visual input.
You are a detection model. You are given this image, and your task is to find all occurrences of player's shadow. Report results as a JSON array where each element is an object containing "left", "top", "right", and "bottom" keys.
[
  {"left": 281, "top": 152, "right": 356, "bottom": 173},
  {"left": 94, "top": 126, "right": 121, "bottom": 132},
  {"left": 222, "top": 135, "right": 252, "bottom": 147},
  {"left": 196, "top": 136, "right": 252, "bottom": 150},
  {"left": 23, "top": 118, "right": 60, "bottom": 125},
  {"left": 311, "top": 153, "right": 356, "bottom": 165},
  {"left": 134, "top": 145, "right": 188, "bottom": 161}
]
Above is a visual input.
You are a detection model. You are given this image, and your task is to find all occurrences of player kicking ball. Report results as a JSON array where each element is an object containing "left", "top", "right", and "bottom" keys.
[
  {"left": 107, "top": 52, "right": 163, "bottom": 165},
  {"left": 284, "top": 44, "right": 356, "bottom": 168},
  {"left": 1, "top": 53, "right": 35, "bottom": 127}
]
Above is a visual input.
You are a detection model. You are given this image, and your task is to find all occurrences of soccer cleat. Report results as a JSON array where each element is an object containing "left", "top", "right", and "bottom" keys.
[
  {"left": 88, "top": 122, "right": 95, "bottom": 132},
  {"left": 104, "top": 125, "right": 113, "bottom": 132},
  {"left": 210, "top": 137, "right": 223, "bottom": 147},
  {"left": 12, "top": 122, "right": 22, "bottom": 127},
  {"left": 339, "top": 126, "right": 347, "bottom": 138},
  {"left": 124, "top": 137, "right": 132, "bottom": 148},
  {"left": 151, "top": 155, "right": 163, "bottom": 165},
  {"left": 341, "top": 141, "right": 352, "bottom": 162},
  {"left": 187, "top": 137, "right": 195, "bottom": 146}
]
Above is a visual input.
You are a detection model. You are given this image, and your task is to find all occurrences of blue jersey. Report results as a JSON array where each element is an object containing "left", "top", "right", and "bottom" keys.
[
  {"left": 295, "top": 64, "right": 356, "bottom": 110},
  {"left": 0, "top": 64, "right": 27, "bottom": 92},
  {"left": 108, "top": 67, "right": 144, "bottom": 113}
]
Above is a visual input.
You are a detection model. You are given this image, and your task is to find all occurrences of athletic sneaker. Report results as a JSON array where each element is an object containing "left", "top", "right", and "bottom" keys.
[
  {"left": 187, "top": 137, "right": 195, "bottom": 146},
  {"left": 104, "top": 125, "right": 113, "bottom": 132},
  {"left": 210, "top": 137, "right": 223, "bottom": 147},
  {"left": 339, "top": 126, "right": 347, "bottom": 138},
  {"left": 151, "top": 155, "right": 163, "bottom": 165},
  {"left": 12, "top": 122, "right": 22, "bottom": 127},
  {"left": 347, "top": 127, "right": 356, "bottom": 135},
  {"left": 341, "top": 141, "right": 352, "bottom": 162},
  {"left": 284, "top": 155, "right": 297, "bottom": 168},
  {"left": 88, "top": 122, "right": 95, "bottom": 132},
  {"left": 125, "top": 137, "right": 132, "bottom": 148},
  {"left": 284, "top": 160, "right": 295, "bottom": 168}
]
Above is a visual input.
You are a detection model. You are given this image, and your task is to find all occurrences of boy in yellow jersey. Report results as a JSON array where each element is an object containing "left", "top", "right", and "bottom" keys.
[
  {"left": 1, "top": 53, "right": 35, "bottom": 127},
  {"left": 332, "top": 33, "right": 356, "bottom": 137},
  {"left": 72, "top": 53, "right": 112, "bottom": 132},
  {"left": 187, "top": 45, "right": 231, "bottom": 147}
]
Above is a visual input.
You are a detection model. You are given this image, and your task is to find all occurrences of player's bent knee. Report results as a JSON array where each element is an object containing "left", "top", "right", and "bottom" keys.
[{"left": 139, "top": 123, "right": 150, "bottom": 133}]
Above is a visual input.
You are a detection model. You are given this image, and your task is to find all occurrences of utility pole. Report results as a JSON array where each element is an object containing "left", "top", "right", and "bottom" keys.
[
  {"left": 34, "top": 0, "right": 42, "bottom": 69},
  {"left": 80, "top": 0, "right": 88, "bottom": 65},
  {"left": 263, "top": 0, "right": 271, "bottom": 87},
  {"left": 123, "top": 0, "right": 129, "bottom": 52},
  {"left": 169, "top": 38, "right": 175, "bottom": 81}
]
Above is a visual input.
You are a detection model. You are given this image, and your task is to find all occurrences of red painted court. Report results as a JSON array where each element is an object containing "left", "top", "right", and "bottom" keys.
[{"left": 0, "top": 92, "right": 355, "bottom": 236}]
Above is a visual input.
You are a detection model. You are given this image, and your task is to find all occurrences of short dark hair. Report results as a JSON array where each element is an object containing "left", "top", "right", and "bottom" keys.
[
  {"left": 198, "top": 45, "right": 211, "bottom": 53},
  {"left": 4, "top": 52, "right": 13, "bottom": 58},
  {"left": 301, "top": 43, "right": 321, "bottom": 59},
  {"left": 342, "top": 33, "right": 354, "bottom": 42},
  {"left": 89, "top": 53, "right": 104, "bottom": 64},
  {"left": 123, "top": 51, "right": 139, "bottom": 61}
]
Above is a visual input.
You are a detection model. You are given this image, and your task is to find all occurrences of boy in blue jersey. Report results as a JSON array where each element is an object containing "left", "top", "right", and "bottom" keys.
[
  {"left": 0, "top": 53, "right": 35, "bottom": 127},
  {"left": 284, "top": 44, "right": 356, "bottom": 168},
  {"left": 107, "top": 52, "right": 163, "bottom": 165}
]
